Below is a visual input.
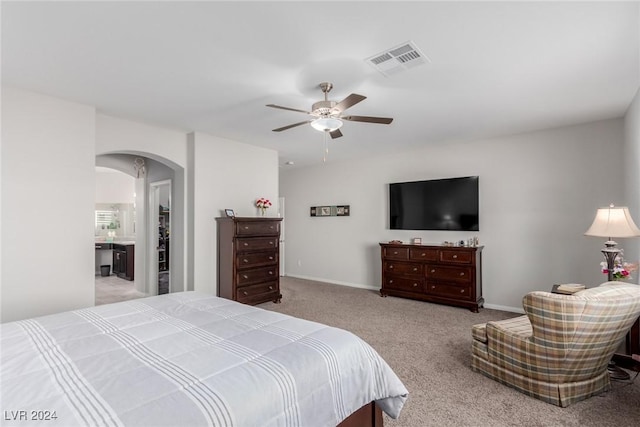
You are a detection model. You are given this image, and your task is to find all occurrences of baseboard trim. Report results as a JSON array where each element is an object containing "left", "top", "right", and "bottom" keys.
[
  {"left": 484, "top": 303, "right": 524, "bottom": 314},
  {"left": 284, "top": 274, "right": 379, "bottom": 292}
]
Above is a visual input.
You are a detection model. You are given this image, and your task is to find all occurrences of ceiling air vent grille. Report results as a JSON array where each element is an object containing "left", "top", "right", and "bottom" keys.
[{"left": 366, "top": 41, "right": 429, "bottom": 77}]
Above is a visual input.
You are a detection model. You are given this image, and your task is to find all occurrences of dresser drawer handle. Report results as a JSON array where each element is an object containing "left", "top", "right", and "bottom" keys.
[
  {"left": 269, "top": 271, "right": 274, "bottom": 275},
  {"left": 460, "top": 289, "right": 465, "bottom": 293},
  {"left": 453, "top": 255, "right": 458, "bottom": 259},
  {"left": 413, "top": 283, "right": 418, "bottom": 287},
  {"left": 421, "top": 253, "right": 426, "bottom": 257},
  {"left": 243, "top": 275, "right": 249, "bottom": 279},
  {"left": 269, "top": 241, "right": 274, "bottom": 245},
  {"left": 244, "top": 226, "right": 249, "bottom": 230},
  {"left": 389, "top": 279, "right": 394, "bottom": 284},
  {"left": 243, "top": 291, "right": 248, "bottom": 296},
  {"left": 393, "top": 251, "right": 398, "bottom": 255},
  {"left": 270, "top": 226, "right": 274, "bottom": 229},
  {"left": 412, "top": 267, "right": 418, "bottom": 272},
  {"left": 268, "top": 256, "right": 273, "bottom": 260},
  {"left": 389, "top": 265, "right": 394, "bottom": 269},
  {"left": 459, "top": 272, "right": 465, "bottom": 276},
  {"left": 243, "top": 242, "right": 249, "bottom": 246},
  {"left": 431, "top": 269, "right": 435, "bottom": 273},
  {"left": 243, "top": 259, "right": 249, "bottom": 263},
  {"left": 269, "top": 286, "right": 273, "bottom": 290},
  {"left": 431, "top": 285, "right": 436, "bottom": 289}
]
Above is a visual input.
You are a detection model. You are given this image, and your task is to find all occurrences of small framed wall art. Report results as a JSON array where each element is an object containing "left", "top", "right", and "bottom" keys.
[
  {"left": 224, "top": 209, "right": 235, "bottom": 218},
  {"left": 310, "top": 205, "right": 350, "bottom": 217}
]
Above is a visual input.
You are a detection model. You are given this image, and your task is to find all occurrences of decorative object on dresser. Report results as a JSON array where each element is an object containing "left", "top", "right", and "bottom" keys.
[
  {"left": 380, "top": 242, "right": 483, "bottom": 312},
  {"left": 216, "top": 217, "right": 283, "bottom": 304}
]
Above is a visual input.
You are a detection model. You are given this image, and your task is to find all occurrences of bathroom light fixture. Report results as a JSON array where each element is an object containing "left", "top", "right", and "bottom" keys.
[{"left": 310, "top": 117, "right": 343, "bottom": 132}]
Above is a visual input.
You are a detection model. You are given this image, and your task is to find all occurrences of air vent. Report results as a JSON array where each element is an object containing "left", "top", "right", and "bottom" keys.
[{"left": 365, "top": 41, "right": 429, "bottom": 77}]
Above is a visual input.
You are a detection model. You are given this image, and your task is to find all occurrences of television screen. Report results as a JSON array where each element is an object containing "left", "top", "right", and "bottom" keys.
[{"left": 389, "top": 176, "right": 479, "bottom": 231}]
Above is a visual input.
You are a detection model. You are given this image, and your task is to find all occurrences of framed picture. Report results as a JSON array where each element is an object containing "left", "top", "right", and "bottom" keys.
[
  {"left": 224, "top": 209, "right": 235, "bottom": 218},
  {"left": 320, "top": 206, "right": 331, "bottom": 216},
  {"left": 412, "top": 237, "right": 422, "bottom": 245}
]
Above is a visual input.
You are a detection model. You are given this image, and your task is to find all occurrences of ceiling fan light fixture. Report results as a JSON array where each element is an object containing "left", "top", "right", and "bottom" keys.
[{"left": 311, "top": 117, "right": 343, "bottom": 132}]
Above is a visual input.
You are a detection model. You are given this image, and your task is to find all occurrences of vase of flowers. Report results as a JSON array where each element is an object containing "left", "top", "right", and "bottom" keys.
[
  {"left": 255, "top": 197, "right": 272, "bottom": 216},
  {"left": 600, "top": 251, "right": 638, "bottom": 280}
]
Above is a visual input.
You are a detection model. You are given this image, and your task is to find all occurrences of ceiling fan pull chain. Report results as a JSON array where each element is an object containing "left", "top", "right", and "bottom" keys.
[{"left": 323, "top": 131, "right": 329, "bottom": 163}]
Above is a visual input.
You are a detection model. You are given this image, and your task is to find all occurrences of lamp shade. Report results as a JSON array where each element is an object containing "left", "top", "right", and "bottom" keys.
[
  {"left": 584, "top": 205, "right": 640, "bottom": 238},
  {"left": 310, "top": 117, "right": 343, "bottom": 132}
]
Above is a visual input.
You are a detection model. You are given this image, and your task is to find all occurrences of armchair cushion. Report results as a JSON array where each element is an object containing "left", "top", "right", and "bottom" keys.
[{"left": 471, "top": 282, "right": 640, "bottom": 407}]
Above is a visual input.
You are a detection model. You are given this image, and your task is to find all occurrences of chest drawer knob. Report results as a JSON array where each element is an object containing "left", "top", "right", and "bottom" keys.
[
  {"left": 421, "top": 253, "right": 426, "bottom": 257},
  {"left": 453, "top": 255, "right": 458, "bottom": 259},
  {"left": 244, "top": 226, "right": 249, "bottom": 230},
  {"left": 243, "top": 242, "right": 249, "bottom": 246},
  {"left": 459, "top": 272, "right": 465, "bottom": 276},
  {"left": 460, "top": 289, "right": 465, "bottom": 293},
  {"left": 243, "top": 291, "right": 249, "bottom": 296},
  {"left": 431, "top": 269, "right": 435, "bottom": 273},
  {"left": 243, "top": 274, "right": 249, "bottom": 279},
  {"left": 269, "top": 256, "right": 274, "bottom": 260},
  {"left": 269, "top": 241, "right": 274, "bottom": 245},
  {"left": 269, "top": 271, "right": 274, "bottom": 275},
  {"left": 243, "top": 259, "right": 249, "bottom": 263},
  {"left": 413, "top": 283, "right": 418, "bottom": 287},
  {"left": 413, "top": 267, "right": 418, "bottom": 272},
  {"left": 431, "top": 285, "right": 436, "bottom": 289},
  {"left": 389, "top": 265, "right": 394, "bottom": 269},
  {"left": 269, "top": 286, "right": 273, "bottom": 290},
  {"left": 389, "top": 279, "right": 394, "bottom": 284}
]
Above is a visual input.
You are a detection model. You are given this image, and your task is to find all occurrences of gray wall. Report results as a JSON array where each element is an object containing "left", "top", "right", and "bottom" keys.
[{"left": 280, "top": 118, "right": 625, "bottom": 312}]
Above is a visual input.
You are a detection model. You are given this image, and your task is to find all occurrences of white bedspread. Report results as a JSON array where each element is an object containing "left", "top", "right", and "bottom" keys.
[{"left": 1, "top": 292, "right": 407, "bottom": 426}]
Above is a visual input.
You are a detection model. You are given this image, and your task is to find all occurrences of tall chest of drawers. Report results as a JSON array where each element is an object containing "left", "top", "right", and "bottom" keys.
[
  {"left": 379, "top": 243, "right": 483, "bottom": 312},
  {"left": 216, "top": 217, "right": 283, "bottom": 305}
]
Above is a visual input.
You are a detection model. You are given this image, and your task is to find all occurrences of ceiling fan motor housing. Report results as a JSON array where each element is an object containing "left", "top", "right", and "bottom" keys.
[{"left": 312, "top": 100, "right": 339, "bottom": 117}]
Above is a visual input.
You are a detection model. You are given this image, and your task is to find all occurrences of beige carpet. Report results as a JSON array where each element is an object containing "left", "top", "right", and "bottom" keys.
[{"left": 259, "top": 277, "right": 640, "bottom": 427}]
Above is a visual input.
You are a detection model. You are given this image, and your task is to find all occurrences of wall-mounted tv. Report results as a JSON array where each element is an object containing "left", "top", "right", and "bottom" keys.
[{"left": 389, "top": 176, "right": 479, "bottom": 231}]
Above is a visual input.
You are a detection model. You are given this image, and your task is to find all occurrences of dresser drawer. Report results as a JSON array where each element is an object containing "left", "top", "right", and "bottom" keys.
[
  {"left": 439, "top": 250, "right": 473, "bottom": 264},
  {"left": 409, "top": 248, "right": 438, "bottom": 261},
  {"left": 427, "top": 283, "right": 472, "bottom": 300},
  {"left": 236, "top": 266, "right": 278, "bottom": 286},
  {"left": 384, "top": 261, "right": 423, "bottom": 276},
  {"left": 383, "top": 275, "right": 424, "bottom": 293},
  {"left": 426, "top": 265, "right": 473, "bottom": 283},
  {"left": 236, "top": 281, "right": 279, "bottom": 303},
  {"left": 237, "top": 251, "right": 278, "bottom": 269},
  {"left": 383, "top": 247, "right": 409, "bottom": 260},
  {"left": 236, "top": 221, "right": 280, "bottom": 236},
  {"left": 236, "top": 237, "right": 278, "bottom": 251}
]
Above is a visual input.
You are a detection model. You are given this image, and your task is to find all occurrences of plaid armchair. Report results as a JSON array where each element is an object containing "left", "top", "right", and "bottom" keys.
[{"left": 471, "top": 281, "right": 640, "bottom": 407}]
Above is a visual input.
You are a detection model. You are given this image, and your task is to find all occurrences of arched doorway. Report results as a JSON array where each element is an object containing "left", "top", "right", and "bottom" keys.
[{"left": 95, "top": 152, "right": 185, "bottom": 303}]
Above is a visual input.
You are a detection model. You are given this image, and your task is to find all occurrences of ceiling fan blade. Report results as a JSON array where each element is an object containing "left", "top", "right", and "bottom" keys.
[
  {"left": 329, "top": 129, "right": 343, "bottom": 139},
  {"left": 266, "top": 104, "right": 311, "bottom": 115},
  {"left": 272, "top": 121, "right": 311, "bottom": 132},
  {"left": 334, "top": 94, "right": 366, "bottom": 112},
  {"left": 342, "top": 115, "right": 393, "bottom": 124}
]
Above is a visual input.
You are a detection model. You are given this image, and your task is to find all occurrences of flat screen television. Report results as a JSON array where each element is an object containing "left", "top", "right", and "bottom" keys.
[{"left": 389, "top": 176, "right": 479, "bottom": 231}]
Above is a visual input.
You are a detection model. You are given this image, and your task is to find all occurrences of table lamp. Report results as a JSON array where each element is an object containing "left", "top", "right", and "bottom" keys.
[{"left": 584, "top": 204, "right": 640, "bottom": 281}]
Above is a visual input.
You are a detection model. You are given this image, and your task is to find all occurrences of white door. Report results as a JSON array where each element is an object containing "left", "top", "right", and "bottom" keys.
[{"left": 278, "top": 197, "right": 285, "bottom": 276}]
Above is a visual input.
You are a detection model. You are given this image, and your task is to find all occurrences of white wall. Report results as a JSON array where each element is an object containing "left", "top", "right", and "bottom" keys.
[
  {"left": 1, "top": 87, "right": 96, "bottom": 322},
  {"left": 280, "top": 119, "right": 625, "bottom": 312},
  {"left": 188, "top": 132, "right": 279, "bottom": 295},
  {"left": 624, "top": 87, "right": 640, "bottom": 283},
  {"left": 95, "top": 168, "right": 135, "bottom": 203}
]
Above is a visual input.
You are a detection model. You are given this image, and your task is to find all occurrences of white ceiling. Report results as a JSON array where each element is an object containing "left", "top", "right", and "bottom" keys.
[{"left": 2, "top": 1, "right": 639, "bottom": 168}]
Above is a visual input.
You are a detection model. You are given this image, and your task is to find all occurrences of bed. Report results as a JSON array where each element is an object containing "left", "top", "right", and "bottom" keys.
[{"left": 1, "top": 292, "right": 408, "bottom": 426}]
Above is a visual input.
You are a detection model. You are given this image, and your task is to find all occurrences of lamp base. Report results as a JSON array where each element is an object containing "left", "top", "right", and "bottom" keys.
[{"left": 608, "top": 361, "right": 630, "bottom": 381}]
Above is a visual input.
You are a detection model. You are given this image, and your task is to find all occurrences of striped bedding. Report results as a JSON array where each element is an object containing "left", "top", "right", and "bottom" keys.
[{"left": 1, "top": 292, "right": 408, "bottom": 426}]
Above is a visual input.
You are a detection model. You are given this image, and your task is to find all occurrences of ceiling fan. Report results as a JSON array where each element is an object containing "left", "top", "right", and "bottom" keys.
[{"left": 266, "top": 82, "right": 393, "bottom": 139}]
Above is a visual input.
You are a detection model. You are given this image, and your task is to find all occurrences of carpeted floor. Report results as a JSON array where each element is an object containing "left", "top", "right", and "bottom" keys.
[{"left": 259, "top": 276, "right": 640, "bottom": 427}]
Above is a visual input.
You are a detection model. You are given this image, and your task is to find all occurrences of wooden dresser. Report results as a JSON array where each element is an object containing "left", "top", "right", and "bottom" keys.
[
  {"left": 216, "top": 217, "right": 282, "bottom": 305},
  {"left": 380, "top": 243, "right": 483, "bottom": 312}
]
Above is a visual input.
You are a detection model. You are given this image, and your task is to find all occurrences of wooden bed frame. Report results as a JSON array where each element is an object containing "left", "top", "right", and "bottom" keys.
[{"left": 338, "top": 402, "right": 383, "bottom": 427}]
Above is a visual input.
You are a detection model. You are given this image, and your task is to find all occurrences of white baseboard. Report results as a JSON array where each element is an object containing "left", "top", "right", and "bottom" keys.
[
  {"left": 483, "top": 303, "right": 524, "bottom": 314},
  {"left": 284, "top": 274, "right": 525, "bottom": 314}
]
